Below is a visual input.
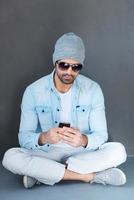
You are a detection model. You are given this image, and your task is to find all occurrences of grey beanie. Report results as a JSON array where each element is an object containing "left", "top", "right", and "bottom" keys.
[{"left": 52, "top": 32, "right": 85, "bottom": 65}]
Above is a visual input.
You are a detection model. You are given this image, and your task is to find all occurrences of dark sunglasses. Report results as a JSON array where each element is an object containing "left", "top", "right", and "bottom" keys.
[{"left": 56, "top": 61, "right": 83, "bottom": 72}]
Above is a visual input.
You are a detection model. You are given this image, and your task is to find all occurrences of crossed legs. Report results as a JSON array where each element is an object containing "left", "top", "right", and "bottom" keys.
[{"left": 2, "top": 142, "right": 127, "bottom": 186}]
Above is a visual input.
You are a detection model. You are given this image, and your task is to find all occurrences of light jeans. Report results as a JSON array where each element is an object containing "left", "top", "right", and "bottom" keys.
[{"left": 2, "top": 142, "right": 127, "bottom": 185}]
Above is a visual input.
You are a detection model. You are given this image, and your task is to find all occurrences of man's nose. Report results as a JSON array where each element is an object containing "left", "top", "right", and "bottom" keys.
[{"left": 66, "top": 66, "right": 73, "bottom": 74}]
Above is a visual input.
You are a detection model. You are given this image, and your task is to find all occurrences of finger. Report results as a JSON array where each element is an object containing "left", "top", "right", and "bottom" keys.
[
  {"left": 56, "top": 128, "right": 65, "bottom": 134},
  {"left": 61, "top": 127, "right": 76, "bottom": 135},
  {"left": 66, "top": 128, "right": 81, "bottom": 136},
  {"left": 60, "top": 131, "right": 77, "bottom": 139},
  {"left": 58, "top": 133, "right": 74, "bottom": 142}
]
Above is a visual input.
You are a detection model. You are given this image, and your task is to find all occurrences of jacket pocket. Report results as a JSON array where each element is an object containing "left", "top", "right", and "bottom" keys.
[
  {"left": 76, "top": 105, "right": 91, "bottom": 132},
  {"left": 35, "top": 106, "right": 53, "bottom": 131}
]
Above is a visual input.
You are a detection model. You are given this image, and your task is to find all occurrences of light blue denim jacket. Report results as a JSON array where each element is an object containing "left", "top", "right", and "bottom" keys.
[{"left": 18, "top": 70, "right": 108, "bottom": 152}]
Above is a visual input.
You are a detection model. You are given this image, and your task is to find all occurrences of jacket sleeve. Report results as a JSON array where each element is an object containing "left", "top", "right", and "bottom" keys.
[
  {"left": 18, "top": 86, "right": 50, "bottom": 151},
  {"left": 85, "top": 84, "right": 108, "bottom": 150}
]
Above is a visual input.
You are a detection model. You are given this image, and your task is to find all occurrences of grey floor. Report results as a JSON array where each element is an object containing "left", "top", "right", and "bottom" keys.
[{"left": 0, "top": 157, "right": 134, "bottom": 200}]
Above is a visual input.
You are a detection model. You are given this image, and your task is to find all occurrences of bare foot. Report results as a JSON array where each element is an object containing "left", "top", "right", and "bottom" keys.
[{"left": 82, "top": 173, "right": 95, "bottom": 183}]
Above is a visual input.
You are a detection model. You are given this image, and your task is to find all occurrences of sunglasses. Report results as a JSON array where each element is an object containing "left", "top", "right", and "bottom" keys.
[{"left": 56, "top": 61, "right": 83, "bottom": 72}]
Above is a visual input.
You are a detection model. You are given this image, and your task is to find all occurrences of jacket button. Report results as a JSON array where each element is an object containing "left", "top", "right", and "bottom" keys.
[
  {"left": 42, "top": 110, "right": 44, "bottom": 112},
  {"left": 55, "top": 121, "right": 58, "bottom": 124},
  {"left": 57, "top": 109, "right": 60, "bottom": 111}
]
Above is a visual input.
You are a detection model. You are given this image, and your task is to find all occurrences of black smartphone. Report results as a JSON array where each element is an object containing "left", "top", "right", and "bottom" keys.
[{"left": 58, "top": 122, "right": 70, "bottom": 128}]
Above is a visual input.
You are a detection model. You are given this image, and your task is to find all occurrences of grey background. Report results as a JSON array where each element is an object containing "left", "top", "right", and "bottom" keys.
[{"left": 0, "top": 0, "right": 134, "bottom": 159}]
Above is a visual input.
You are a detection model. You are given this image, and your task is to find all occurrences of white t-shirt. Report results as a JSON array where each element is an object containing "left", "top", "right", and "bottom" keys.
[
  {"left": 58, "top": 87, "right": 72, "bottom": 124},
  {"left": 53, "top": 87, "right": 72, "bottom": 148}
]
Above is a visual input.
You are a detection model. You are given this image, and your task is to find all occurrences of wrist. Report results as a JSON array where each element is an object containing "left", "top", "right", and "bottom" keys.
[
  {"left": 38, "top": 132, "right": 48, "bottom": 146},
  {"left": 81, "top": 134, "right": 88, "bottom": 148}
]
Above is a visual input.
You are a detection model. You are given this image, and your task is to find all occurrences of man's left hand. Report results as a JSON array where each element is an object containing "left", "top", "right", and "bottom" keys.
[{"left": 58, "top": 127, "right": 88, "bottom": 147}]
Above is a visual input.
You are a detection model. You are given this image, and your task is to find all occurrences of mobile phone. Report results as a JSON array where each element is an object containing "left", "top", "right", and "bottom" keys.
[{"left": 58, "top": 122, "right": 70, "bottom": 128}]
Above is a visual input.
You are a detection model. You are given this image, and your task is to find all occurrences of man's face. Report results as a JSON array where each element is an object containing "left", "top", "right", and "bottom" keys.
[{"left": 55, "top": 59, "right": 82, "bottom": 85}]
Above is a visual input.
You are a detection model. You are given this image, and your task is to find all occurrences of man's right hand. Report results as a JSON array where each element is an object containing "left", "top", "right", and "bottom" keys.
[{"left": 38, "top": 127, "right": 64, "bottom": 146}]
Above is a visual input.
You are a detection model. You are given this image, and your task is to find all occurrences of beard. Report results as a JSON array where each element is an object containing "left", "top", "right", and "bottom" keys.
[{"left": 57, "top": 73, "right": 76, "bottom": 84}]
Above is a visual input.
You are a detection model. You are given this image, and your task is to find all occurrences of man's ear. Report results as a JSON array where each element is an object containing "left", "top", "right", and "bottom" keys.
[
  {"left": 55, "top": 61, "right": 57, "bottom": 66},
  {"left": 54, "top": 61, "right": 57, "bottom": 68},
  {"left": 55, "top": 60, "right": 61, "bottom": 66}
]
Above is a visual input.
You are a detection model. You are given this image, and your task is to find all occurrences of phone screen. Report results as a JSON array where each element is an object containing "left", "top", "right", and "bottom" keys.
[{"left": 58, "top": 122, "right": 70, "bottom": 128}]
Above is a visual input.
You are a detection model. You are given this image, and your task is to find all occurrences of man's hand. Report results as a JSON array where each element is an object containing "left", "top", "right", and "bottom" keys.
[
  {"left": 38, "top": 127, "right": 64, "bottom": 145},
  {"left": 58, "top": 127, "right": 88, "bottom": 148}
]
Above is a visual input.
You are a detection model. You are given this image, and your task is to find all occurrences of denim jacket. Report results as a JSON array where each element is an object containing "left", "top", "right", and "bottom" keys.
[{"left": 18, "top": 70, "right": 108, "bottom": 152}]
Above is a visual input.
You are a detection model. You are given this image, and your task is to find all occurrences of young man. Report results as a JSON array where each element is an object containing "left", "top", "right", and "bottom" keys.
[{"left": 2, "top": 32, "right": 127, "bottom": 188}]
